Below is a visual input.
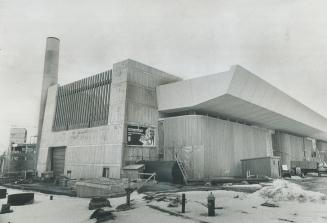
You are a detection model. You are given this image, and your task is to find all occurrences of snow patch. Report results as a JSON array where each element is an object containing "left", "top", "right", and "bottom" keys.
[{"left": 256, "top": 179, "right": 327, "bottom": 203}]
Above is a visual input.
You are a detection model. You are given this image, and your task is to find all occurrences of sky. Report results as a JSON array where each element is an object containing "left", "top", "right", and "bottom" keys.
[{"left": 0, "top": 0, "right": 327, "bottom": 153}]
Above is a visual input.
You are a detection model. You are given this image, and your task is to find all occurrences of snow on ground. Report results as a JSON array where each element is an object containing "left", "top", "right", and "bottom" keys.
[
  {"left": 1, "top": 179, "right": 327, "bottom": 223},
  {"left": 0, "top": 188, "right": 190, "bottom": 223},
  {"left": 256, "top": 179, "right": 327, "bottom": 203}
]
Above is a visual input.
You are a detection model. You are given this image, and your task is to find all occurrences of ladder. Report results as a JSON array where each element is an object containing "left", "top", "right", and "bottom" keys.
[{"left": 175, "top": 154, "right": 188, "bottom": 185}]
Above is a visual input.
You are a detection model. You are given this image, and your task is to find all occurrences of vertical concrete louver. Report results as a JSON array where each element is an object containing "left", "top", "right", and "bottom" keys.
[{"left": 36, "top": 37, "right": 60, "bottom": 171}]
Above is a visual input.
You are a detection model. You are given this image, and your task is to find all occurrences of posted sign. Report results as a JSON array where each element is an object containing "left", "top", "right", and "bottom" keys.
[{"left": 127, "top": 125, "right": 155, "bottom": 146}]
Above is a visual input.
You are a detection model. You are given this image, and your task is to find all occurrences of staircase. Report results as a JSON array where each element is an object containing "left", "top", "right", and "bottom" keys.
[{"left": 175, "top": 155, "right": 188, "bottom": 185}]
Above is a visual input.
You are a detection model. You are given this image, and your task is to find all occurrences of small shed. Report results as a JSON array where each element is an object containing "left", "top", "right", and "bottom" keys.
[
  {"left": 241, "top": 156, "right": 280, "bottom": 178},
  {"left": 122, "top": 164, "right": 145, "bottom": 181}
]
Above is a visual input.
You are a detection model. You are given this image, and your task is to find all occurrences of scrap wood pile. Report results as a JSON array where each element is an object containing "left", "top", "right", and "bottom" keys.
[{"left": 143, "top": 192, "right": 182, "bottom": 207}]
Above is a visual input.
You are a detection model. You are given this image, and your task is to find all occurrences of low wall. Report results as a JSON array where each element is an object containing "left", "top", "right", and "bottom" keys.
[{"left": 75, "top": 178, "right": 127, "bottom": 198}]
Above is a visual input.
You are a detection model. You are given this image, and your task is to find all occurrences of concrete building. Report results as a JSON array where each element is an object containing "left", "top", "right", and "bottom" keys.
[
  {"left": 157, "top": 65, "right": 327, "bottom": 178},
  {"left": 2, "top": 128, "right": 37, "bottom": 176},
  {"left": 36, "top": 38, "right": 327, "bottom": 180},
  {"left": 4, "top": 143, "right": 36, "bottom": 175},
  {"left": 9, "top": 128, "right": 27, "bottom": 145},
  {"left": 37, "top": 59, "right": 180, "bottom": 178}
]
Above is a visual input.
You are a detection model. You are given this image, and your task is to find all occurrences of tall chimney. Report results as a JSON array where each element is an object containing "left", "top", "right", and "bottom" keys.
[{"left": 36, "top": 37, "right": 60, "bottom": 171}]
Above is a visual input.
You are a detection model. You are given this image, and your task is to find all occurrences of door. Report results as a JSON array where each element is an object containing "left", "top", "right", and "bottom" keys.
[{"left": 51, "top": 147, "right": 66, "bottom": 177}]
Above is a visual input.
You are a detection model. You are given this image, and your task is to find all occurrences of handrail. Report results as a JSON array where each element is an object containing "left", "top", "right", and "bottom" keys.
[
  {"left": 175, "top": 153, "right": 188, "bottom": 184},
  {"left": 137, "top": 172, "right": 156, "bottom": 189}
]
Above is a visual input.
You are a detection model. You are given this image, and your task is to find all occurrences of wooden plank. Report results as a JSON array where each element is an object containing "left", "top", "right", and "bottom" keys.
[
  {"left": 67, "top": 84, "right": 73, "bottom": 129},
  {"left": 70, "top": 82, "right": 77, "bottom": 129},
  {"left": 62, "top": 85, "right": 69, "bottom": 130},
  {"left": 104, "top": 71, "right": 111, "bottom": 124},
  {"left": 99, "top": 72, "right": 106, "bottom": 125},
  {"left": 88, "top": 76, "right": 94, "bottom": 127},
  {"left": 75, "top": 80, "right": 82, "bottom": 128},
  {"left": 51, "top": 70, "right": 112, "bottom": 131},
  {"left": 57, "top": 87, "right": 65, "bottom": 130},
  {"left": 94, "top": 73, "right": 101, "bottom": 126},
  {"left": 81, "top": 78, "right": 88, "bottom": 128},
  {"left": 53, "top": 87, "right": 61, "bottom": 130}
]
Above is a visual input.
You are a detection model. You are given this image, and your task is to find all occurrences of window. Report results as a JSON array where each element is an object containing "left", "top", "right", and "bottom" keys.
[{"left": 102, "top": 167, "right": 110, "bottom": 178}]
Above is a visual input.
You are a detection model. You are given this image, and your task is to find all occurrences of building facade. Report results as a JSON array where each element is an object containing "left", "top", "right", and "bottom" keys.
[
  {"left": 2, "top": 128, "right": 36, "bottom": 175},
  {"left": 36, "top": 39, "right": 327, "bottom": 180},
  {"left": 37, "top": 59, "right": 180, "bottom": 178}
]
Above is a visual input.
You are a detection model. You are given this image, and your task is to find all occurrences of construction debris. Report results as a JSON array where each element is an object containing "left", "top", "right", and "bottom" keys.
[
  {"left": 116, "top": 202, "right": 135, "bottom": 212},
  {"left": 260, "top": 201, "right": 279, "bottom": 208},
  {"left": 89, "top": 208, "right": 115, "bottom": 222},
  {"left": 0, "top": 204, "right": 13, "bottom": 214},
  {"left": 0, "top": 189, "right": 7, "bottom": 199},
  {"left": 278, "top": 218, "right": 295, "bottom": 222},
  {"left": 88, "top": 197, "right": 111, "bottom": 210},
  {"left": 143, "top": 192, "right": 181, "bottom": 202},
  {"left": 167, "top": 198, "right": 180, "bottom": 207},
  {"left": 7, "top": 193, "right": 34, "bottom": 206}
]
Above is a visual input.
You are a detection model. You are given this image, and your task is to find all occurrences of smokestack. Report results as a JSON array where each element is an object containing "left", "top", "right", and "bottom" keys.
[{"left": 36, "top": 37, "right": 60, "bottom": 170}]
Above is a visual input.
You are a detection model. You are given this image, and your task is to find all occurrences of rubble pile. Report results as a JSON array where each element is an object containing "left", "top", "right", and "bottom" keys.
[{"left": 143, "top": 192, "right": 182, "bottom": 207}]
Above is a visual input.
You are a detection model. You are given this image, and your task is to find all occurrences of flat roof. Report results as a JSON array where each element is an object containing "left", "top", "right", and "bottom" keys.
[
  {"left": 241, "top": 156, "right": 280, "bottom": 161},
  {"left": 157, "top": 65, "right": 327, "bottom": 141}
]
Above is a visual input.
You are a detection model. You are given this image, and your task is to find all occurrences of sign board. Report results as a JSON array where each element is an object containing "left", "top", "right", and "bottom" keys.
[{"left": 127, "top": 125, "right": 155, "bottom": 146}]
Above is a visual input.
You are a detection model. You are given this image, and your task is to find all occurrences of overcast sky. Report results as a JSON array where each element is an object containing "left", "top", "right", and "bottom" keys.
[{"left": 0, "top": 0, "right": 327, "bottom": 153}]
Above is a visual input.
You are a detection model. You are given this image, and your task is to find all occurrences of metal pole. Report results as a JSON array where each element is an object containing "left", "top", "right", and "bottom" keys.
[
  {"left": 181, "top": 193, "right": 186, "bottom": 213},
  {"left": 207, "top": 192, "right": 215, "bottom": 216},
  {"left": 126, "top": 178, "right": 131, "bottom": 206}
]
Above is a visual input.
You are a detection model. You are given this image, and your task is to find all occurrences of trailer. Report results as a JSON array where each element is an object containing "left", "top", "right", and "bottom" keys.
[{"left": 290, "top": 161, "right": 322, "bottom": 175}]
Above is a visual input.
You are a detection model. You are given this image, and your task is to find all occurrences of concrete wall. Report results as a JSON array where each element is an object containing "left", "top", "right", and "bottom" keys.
[
  {"left": 317, "top": 140, "right": 327, "bottom": 163},
  {"left": 317, "top": 140, "right": 327, "bottom": 152},
  {"left": 37, "top": 68, "right": 124, "bottom": 179},
  {"left": 157, "top": 71, "right": 232, "bottom": 112},
  {"left": 37, "top": 37, "right": 60, "bottom": 165},
  {"left": 118, "top": 60, "right": 181, "bottom": 165},
  {"left": 272, "top": 132, "right": 317, "bottom": 168},
  {"left": 161, "top": 115, "right": 273, "bottom": 178},
  {"left": 157, "top": 65, "right": 327, "bottom": 142},
  {"left": 37, "top": 59, "right": 180, "bottom": 179},
  {"left": 9, "top": 128, "right": 27, "bottom": 144}
]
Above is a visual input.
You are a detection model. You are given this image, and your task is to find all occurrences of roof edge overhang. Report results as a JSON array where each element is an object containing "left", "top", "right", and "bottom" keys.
[{"left": 157, "top": 65, "right": 327, "bottom": 141}]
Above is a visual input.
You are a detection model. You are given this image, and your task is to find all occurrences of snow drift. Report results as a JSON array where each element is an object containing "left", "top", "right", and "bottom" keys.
[{"left": 257, "top": 179, "right": 327, "bottom": 202}]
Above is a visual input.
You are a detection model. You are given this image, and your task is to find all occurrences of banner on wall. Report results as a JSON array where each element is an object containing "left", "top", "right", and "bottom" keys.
[{"left": 127, "top": 125, "right": 155, "bottom": 146}]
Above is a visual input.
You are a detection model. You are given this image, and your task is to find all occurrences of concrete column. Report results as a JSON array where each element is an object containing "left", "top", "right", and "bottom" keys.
[{"left": 36, "top": 37, "right": 60, "bottom": 172}]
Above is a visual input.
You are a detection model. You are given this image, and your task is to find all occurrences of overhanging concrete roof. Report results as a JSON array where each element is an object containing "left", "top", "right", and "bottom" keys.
[{"left": 157, "top": 65, "right": 327, "bottom": 141}]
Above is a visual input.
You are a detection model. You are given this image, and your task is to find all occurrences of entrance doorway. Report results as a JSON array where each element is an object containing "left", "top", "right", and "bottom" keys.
[{"left": 50, "top": 147, "right": 66, "bottom": 177}]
